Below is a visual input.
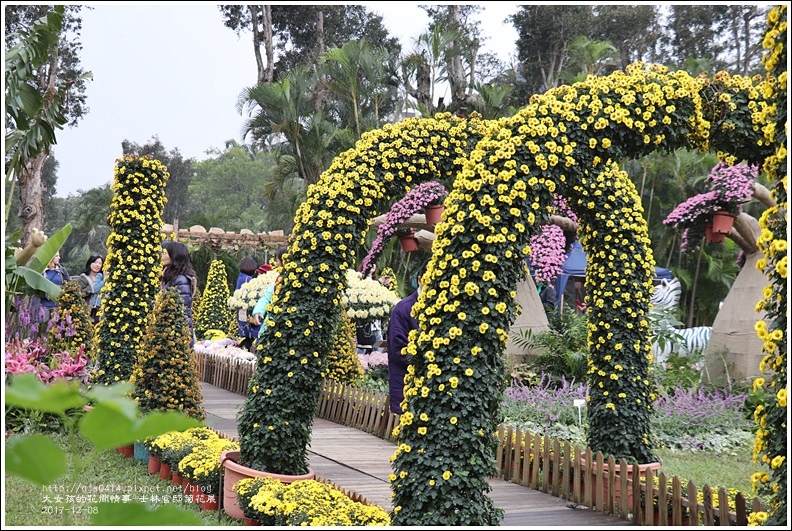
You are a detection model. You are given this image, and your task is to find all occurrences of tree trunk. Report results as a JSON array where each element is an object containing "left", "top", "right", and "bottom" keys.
[
  {"left": 414, "top": 62, "right": 433, "bottom": 114},
  {"left": 250, "top": 5, "right": 274, "bottom": 84},
  {"left": 18, "top": 151, "right": 48, "bottom": 248},
  {"left": 263, "top": 5, "right": 273, "bottom": 83},
  {"left": 447, "top": 5, "right": 468, "bottom": 112}
]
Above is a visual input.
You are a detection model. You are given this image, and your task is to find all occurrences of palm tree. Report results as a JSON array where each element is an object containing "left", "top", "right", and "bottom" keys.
[
  {"left": 469, "top": 82, "right": 516, "bottom": 119},
  {"left": 402, "top": 24, "right": 463, "bottom": 116},
  {"left": 320, "top": 39, "right": 399, "bottom": 137},
  {"left": 559, "top": 36, "right": 618, "bottom": 84},
  {"left": 236, "top": 66, "right": 322, "bottom": 185}
]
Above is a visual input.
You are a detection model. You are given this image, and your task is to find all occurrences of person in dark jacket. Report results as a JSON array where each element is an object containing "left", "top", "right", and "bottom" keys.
[
  {"left": 386, "top": 260, "right": 427, "bottom": 415},
  {"left": 161, "top": 240, "right": 198, "bottom": 346}
]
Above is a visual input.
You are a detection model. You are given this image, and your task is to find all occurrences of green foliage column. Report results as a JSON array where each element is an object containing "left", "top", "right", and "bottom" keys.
[
  {"left": 91, "top": 156, "right": 169, "bottom": 386},
  {"left": 750, "top": 5, "right": 787, "bottom": 527},
  {"left": 131, "top": 288, "right": 205, "bottom": 421},
  {"left": 194, "top": 259, "right": 233, "bottom": 340},
  {"left": 46, "top": 279, "right": 94, "bottom": 359}
]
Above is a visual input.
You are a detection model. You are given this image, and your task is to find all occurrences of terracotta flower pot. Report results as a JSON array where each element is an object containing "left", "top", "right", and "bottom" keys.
[
  {"left": 398, "top": 233, "right": 420, "bottom": 253},
  {"left": 120, "top": 444, "right": 134, "bottom": 459},
  {"left": 159, "top": 462, "right": 172, "bottom": 481},
  {"left": 712, "top": 211, "right": 735, "bottom": 234},
  {"left": 171, "top": 472, "right": 183, "bottom": 487},
  {"left": 705, "top": 222, "right": 725, "bottom": 243},
  {"left": 243, "top": 517, "right": 262, "bottom": 526},
  {"left": 147, "top": 455, "right": 161, "bottom": 475},
  {"left": 423, "top": 204, "right": 444, "bottom": 225},
  {"left": 201, "top": 495, "right": 219, "bottom": 511},
  {"left": 220, "top": 450, "right": 315, "bottom": 521}
]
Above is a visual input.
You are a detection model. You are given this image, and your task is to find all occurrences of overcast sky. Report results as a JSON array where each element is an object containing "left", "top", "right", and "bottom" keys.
[{"left": 39, "top": 3, "right": 520, "bottom": 197}]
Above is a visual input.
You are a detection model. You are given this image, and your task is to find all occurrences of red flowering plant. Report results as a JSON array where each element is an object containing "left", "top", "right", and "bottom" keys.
[
  {"left": 663, "top": 162, "right": 759, "bottom": 252},
  {"left": 5, "top": 308, "right": 90, "bottom": 432},
  {"left": 4, "top": 301, "right": 90, "bottom": 386},
  {"left": 359, "top": 181, "right": 448, "bottom": 276}
]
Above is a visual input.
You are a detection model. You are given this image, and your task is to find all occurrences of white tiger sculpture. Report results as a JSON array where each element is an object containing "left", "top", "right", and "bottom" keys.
[{"left": 650, "top": 278, "right": 711, "bottom": 366}]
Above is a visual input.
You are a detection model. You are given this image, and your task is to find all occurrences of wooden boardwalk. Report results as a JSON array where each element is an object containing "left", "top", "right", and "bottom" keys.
[{"left": 202, "top": 382, "right": 632, "bottom": 527}]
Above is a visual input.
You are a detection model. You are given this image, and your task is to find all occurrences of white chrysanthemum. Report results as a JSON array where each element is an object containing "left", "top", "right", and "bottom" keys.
[
  {"left": 344, "top": 269, "right": 400, "bottom": 323},
  {"left": 227, "top": 270, "right": 280, "bottom": 312}
]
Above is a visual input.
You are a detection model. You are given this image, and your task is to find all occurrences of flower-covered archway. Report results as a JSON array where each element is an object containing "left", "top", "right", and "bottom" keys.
[{"left": 238, "top": 52, "right": 781, "bottom": 531}]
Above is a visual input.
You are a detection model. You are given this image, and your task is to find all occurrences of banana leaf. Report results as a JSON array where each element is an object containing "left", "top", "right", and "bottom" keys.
[{"left": 5, "top": 223, "right": 72, "bottom": 307}]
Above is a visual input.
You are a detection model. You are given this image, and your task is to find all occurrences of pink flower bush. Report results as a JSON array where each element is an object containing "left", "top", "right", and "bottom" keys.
[
  {"left": 358, "top": 350, "right": 388, "bottom": 372},
  {"left": 360, "top": 181, "right": 448, "bottom": 275},
  {"left": 527, "top": 195, "right": 579, "bottom": 285},
  {"left": 664, "top": 190, "right": 722, "bottom": 227},
  {"left": 529, "top": 224, "right": 567, "bottom": 285},
  {"left": 664, "top": 162, "right": 758, "bottom": 253},
  {"left": 706, "top": 162, "right": 757, "bottom": 208}
]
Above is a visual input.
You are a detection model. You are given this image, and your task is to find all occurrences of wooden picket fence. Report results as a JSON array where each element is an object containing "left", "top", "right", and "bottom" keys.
[
  {"left": 199, "top": 361, "right": 765, "bottom": 526},
  {"left": 493, "top": 425, "right": 765, "bottom": 526},
  {"left": 195, "top": 352, "right": 255, "bottom": 396}
]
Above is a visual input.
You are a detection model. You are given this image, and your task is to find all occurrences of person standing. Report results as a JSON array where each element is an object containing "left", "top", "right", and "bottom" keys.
[
  {"left": 91, "top": 262, "right": 106, "bottom": 324},
  {"left": 74, "top": 254, "right": 104, "bottom": 323},
  {"left": 386, "top": 260, "right": 427, "bottom": 415},
  {"left": 40, "top": 251, "right": 69, "bottom": 323},
  {"left": 250, "top": 246, "right": 287, "bottom": 342},
  {"left": 161, "top": 240, "right": 198, "bottom": 346},
  {"left": 235, "top": 257, "right": 260, "bottom": 351}
]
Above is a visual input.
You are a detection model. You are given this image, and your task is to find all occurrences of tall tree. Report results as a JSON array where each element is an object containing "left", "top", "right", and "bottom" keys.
[
  {"left": 184, "top": 140, "right": 302, "bottom": 233},
  {"left": 121, "top": 137, "right": 195, "bottom": 226},
  {"left": 4, "top": 5, "right": 91, "bottom": 245},
  {"left": 659, "top": 5, "right": 730, "bottom": 71},
  {"left": 558, "top": 36, "right": 618, "bottom": 84},
  {"left": 220, "top": 5, "right": 399, "bottom": 84},
  {"left": 510, "top": 4, "right": 595, "bottom": 98},
  {"left": 422, "top": 5, "right": 487, "bottom": 115},
  {"left": 718, "top": 4, "right": 769, "bottom": 75},
  {"left": 591, "top": 5, "right": 661, "bottom": 69}
]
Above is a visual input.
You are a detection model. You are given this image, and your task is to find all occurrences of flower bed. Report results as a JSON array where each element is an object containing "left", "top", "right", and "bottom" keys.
[{"left": 194, "top": 338, "right": 256, "bottom": 362}]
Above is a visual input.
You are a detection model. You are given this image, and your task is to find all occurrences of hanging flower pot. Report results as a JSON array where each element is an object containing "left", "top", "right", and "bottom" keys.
[
  {"left": 398, "top": 231, "right": 420, "bottom": 253},
  {"left": 711, "top": 211, "right": 735, "bottom": 234},
  {"left": 423, "top": 204, "right": 445, "bottom": 225},
  {"left": 705, "top": 221, "right": 725, "bottom": 244}
]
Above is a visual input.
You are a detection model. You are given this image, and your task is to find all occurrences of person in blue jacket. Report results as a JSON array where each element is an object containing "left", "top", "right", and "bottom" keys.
[
  {"left": 41, "top": 251, "right": 69, "bottom": 323},
  {"left": 250, "top": 246, "right": 287, "bottom": 344},
  {"left": 235, "top": 257, "right": 260, "bottom": 350},
  {"left": 386, "top": 260, "right": 427, "bottom": 415}
]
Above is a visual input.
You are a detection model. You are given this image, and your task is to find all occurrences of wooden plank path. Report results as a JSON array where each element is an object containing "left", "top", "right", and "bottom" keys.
[{"left": 202, "top": 382, "right": 632, "bottom": 527}]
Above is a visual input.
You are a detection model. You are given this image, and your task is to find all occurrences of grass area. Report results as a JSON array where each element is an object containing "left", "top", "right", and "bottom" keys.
[
  {"left": 4, "top": 432, "right": 241, "bottom": 527},
  {"left": 655, "top": 441, "right": 760, "bottom": 500}
]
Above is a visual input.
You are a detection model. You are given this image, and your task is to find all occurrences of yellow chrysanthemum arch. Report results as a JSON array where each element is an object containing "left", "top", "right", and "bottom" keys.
[{"left": 238, "top": 63, "right": 777, "bottom": 525}]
